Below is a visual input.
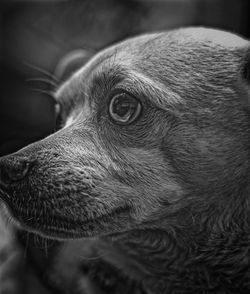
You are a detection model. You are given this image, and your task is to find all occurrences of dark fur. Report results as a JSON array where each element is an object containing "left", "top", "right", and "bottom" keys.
[{"left": 1, "top": 27, "right": 250, "bottom": 293}]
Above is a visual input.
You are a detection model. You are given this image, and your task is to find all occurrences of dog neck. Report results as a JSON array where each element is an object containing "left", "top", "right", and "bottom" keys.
[{"left": 98, "top": 188, "right": 250, "bottom": 293}]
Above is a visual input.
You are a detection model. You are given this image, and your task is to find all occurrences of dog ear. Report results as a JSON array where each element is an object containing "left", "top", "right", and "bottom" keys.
[{"left": 54, "top": 49, "right": 93, "bottom": 83}]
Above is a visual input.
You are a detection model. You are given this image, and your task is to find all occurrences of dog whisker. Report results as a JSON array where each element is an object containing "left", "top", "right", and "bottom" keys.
[
  {"left": 44, "top": 239, "right": 48, "bottom": 258},
  {"left": 24, "top": 232, "right": 30, "bottom": 259},
  {"left": 26, "top": 77, "right": 59, "bottom": 89},
  {"left": 79, "top": 252, "right": 110, "bottom": 261},
  {"left": 29, "top": 88, "right": 57, "bottom": 101},
  {"left": 23, "top": 61, "right": 59, "bottom": 82}
]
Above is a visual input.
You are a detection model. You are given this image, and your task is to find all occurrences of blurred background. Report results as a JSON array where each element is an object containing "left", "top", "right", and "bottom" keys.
[
  {"left": 0, "top": 1, "right": 250, "bottom": 293},
  {"left": 0, "top": 0, "right": 250, "bottom": 156}
]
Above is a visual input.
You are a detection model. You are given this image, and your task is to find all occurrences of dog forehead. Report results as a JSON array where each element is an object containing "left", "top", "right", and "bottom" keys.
[
  {"left": 135, "top": 28, "right": 247, "bottom": 63},
  {"left": 122, "top": 28, "right": 248, "bottom": 87},
  {"left": 136, "top": 27, "right": 248, "bottom": 54},
  {"left": 56, "top": 27, "right": 248, "bottom": 104},
  {"left": 94, "top": 27, "right": 248, "bottom": 85}
]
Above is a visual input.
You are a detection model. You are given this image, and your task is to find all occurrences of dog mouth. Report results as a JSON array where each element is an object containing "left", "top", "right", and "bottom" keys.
[{"left": 0, "top": 187, "right": 130, "bottom": 240}]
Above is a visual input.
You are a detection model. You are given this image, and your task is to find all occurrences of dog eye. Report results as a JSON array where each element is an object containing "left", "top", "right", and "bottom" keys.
[{"left": 109, "top": 93, "right": 142, "bottom": 124}]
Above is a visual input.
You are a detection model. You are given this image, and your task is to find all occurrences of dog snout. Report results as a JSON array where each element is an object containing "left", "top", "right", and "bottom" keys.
[{"left": 0, "top": 156, "right": 34, "bottom": 185}]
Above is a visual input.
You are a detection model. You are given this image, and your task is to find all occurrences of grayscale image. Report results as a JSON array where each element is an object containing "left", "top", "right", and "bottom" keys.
[{"left": 0, "top": 0, "right": 250, "bottom": 293}]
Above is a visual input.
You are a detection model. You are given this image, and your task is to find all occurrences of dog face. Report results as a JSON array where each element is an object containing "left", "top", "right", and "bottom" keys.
[{"left": 0, "top": 27, "right": 250, "bottom": 240}]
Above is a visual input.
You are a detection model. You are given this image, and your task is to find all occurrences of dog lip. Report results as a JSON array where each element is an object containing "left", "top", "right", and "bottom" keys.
[
  {"left": 19, "top": 206, "right": 130, "bottom": 240},
  {"left": 22, "top": 206, "right": 129, "bottom": 240},
  {"left": 0, "top": 189, "right": 130, "bottom": 239},
  {"left": 20, "top": 223, "right": 85, "bottom": 240},
  {"left": 0, "top": 198, "right": 80, "bottom": 230}
]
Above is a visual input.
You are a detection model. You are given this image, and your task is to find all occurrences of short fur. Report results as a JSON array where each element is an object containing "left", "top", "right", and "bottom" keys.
[{"left": 1, "top": 27, "right": 250, "bottom": 293}]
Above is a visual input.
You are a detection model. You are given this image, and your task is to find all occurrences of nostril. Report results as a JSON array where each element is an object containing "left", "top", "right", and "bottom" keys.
[{"left": 0, "top": 156, "right": 33, "bottom": 184}]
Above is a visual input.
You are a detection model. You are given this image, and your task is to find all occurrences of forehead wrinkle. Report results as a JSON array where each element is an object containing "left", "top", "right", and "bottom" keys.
[
  {"left": 87, "top": 64, "right": 183, "bottom": 112},
  {"left": 125, "top": 70, "right": 183, "bottom": 110},
  {"left": 56, "top": 53, "right": 183, "bottom": 114},
  {"left": 55, "top": 50, "right": 117, "bottom": 102}
]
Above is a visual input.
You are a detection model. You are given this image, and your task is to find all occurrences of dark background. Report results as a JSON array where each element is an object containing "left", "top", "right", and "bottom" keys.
[{"left": 0, "top": 0, "right": 250, "bottom": 156}]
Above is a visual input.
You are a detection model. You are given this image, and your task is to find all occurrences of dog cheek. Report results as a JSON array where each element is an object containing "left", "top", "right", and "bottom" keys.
[
  {"left": 117, "top": 149, "right": 183, "bottom": 200},
  {"left": 94, "top": 173, "right": 183, "bottom": 224}
]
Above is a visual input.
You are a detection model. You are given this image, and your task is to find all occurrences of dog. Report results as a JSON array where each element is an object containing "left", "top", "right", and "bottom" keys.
[{"left": 0, "top": 27, "right": 250, "bottom": 294}]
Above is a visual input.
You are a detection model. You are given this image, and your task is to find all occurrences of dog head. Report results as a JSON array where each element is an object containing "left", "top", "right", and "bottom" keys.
[{"left": 0, "top": 27, "right": 250, "bottom": 240}]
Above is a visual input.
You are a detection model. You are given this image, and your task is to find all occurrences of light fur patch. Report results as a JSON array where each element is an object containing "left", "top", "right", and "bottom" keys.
[
  {"left": 64, "top": 115, "right": 75, "bottom": 129},
  {"left": 127, "top": 70, "right": 183, "bottom": 108},
  {"left": 181, "top": 27, "right": 249, "bottom": 48}
]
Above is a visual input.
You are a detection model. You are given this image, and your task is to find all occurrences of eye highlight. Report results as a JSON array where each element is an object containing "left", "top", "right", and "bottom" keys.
[
  {"left": 54, "top": 102, "right": 64, "bottom": 130},
  {"left": 108, "top": 93, "right": 142, "bottom": 125}
]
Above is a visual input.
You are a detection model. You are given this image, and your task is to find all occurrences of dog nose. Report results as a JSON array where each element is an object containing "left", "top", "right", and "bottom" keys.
[{"left": 0, "top": 156, "right": 32, "bottom": 184}]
